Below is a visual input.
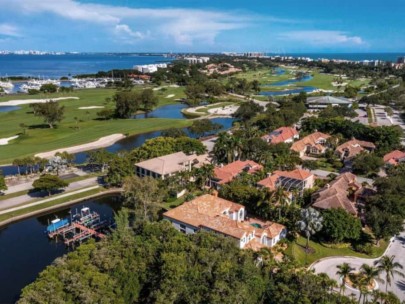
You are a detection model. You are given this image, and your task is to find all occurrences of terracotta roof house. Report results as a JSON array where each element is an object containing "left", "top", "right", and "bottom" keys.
[
  {"left": 335, "top": 138, "right": 376, "bottom": 160},
  {"left": 163, "top": 194, "right": 286, "bottom": 249},
  {"left": 135, "top": 152, "right": 210, "bottom": 180},
  {"left": 261, "top": 127, "right": 299, "bottom": 145},
  {"left": 383, "top": 150, "right": 405, "bottom": 166},
  {"left": 311, "top": 172, "right": 363, "bottom": 216},
  {"left": 210, "top": 160, "right": 263, "bottom": 188},
  {"left": 258, "top": 169, "right": 314, "bottom": 192},
  {"left": 290, "top": 132, "right": 331, "bottom": 157}
]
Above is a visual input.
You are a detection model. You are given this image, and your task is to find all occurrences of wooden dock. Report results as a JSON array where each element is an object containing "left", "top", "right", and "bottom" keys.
[{"left": 63, "top": 223, "right": 105, "bottom": 246}]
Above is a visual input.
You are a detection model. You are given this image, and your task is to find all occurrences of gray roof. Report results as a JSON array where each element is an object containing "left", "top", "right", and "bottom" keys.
[{"left": 306, "top": 96, "right": 351, "bottom": 105}]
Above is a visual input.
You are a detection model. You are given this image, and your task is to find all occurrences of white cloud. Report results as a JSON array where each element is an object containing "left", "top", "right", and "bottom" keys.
[
  {"left": 278, "top": 30, "right": 365, "bottom": 46},
  {"left": 0, "top": 24, "right": 21, "bottom": 37},
  {"left": 1, "top": 0, "right": 252, "bottom": 46},
  {"left": 114, "top": 24, "right": 146, "bottom": 41}
]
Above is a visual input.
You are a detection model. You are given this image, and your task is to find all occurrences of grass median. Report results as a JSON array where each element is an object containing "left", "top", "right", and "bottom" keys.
[{"left": 285, "top": 236, "right": 388, "bottom": 266}]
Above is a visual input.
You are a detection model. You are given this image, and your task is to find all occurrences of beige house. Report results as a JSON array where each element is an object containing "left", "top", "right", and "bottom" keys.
[
  {"left": 163, "top": 194, "right": 286, "bottom": 250},
  {"left": 135, "top": 152, "right": 210, "bottom": 180},
  {"left": 290, "top": 132, "right": 331, "bottom": 157},
  {"left": 311, "top": 172, "right": 362, "bottom": 216}
]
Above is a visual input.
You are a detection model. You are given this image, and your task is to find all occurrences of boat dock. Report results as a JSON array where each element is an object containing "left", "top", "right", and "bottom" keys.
[{"left": 47, "top": 207, "right": 110, "bottom": 246}]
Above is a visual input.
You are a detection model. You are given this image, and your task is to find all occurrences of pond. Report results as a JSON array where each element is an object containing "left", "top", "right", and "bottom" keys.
[
  {"left": 0, "top": 103, "right": 235, "bottom": 174},
  {"left": 0, "top": 105, "right": 21, "bottom": 113},
  {"left": 0, "top": 194, "right": 122, "bottom": 303},
  {"left": 260, "top": 86, "right": 318, "bottom": 96}
]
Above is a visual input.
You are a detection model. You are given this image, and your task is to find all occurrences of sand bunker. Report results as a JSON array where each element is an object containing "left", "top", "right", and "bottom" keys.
[
  {"left": 0, "top": 135, "right": 19, "bottom": 145},
  {"left": 78, "top": 106, "right": 105, "bottom": 109},
  {"left": 35, "top": 134, "right": 126, "bottom": 159},
  {"left": 0, "top": 97, "right": 79, "bottom": 106},
  {"left": 165, "top": 94, "right": 175, "bottom": 98}
]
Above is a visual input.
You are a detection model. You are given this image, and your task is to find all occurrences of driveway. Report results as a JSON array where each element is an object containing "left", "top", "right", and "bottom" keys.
[{"left": 311, "top": 228, "right": 405, "bottom": 301}]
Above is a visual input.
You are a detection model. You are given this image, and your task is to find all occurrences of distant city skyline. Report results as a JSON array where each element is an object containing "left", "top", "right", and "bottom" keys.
[{"left": 0, "top": 0, "right": 404, "bottom": 53}]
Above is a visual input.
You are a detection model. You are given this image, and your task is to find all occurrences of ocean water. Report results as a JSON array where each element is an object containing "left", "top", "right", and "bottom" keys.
[{"left": 0, "top": 54, "right": 172, "bottom": 79}]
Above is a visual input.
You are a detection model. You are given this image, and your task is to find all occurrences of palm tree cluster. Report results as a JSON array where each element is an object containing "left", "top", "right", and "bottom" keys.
[{"left": 335, "top": 255, "right": 404, "bottom": 303}]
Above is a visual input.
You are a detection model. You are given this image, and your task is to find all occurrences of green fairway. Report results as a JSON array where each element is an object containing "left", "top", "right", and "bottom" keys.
[{"left": 0, "top": 87, "right": 189, "bottom": 164}]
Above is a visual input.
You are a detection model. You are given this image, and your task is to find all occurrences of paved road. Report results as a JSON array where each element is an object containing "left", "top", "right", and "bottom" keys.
[
  {"left": 0, "top": 177, "right": 99, "bottom": 211},
  {"left": 312, "top": 228, "right": 405, "bottom": 301},
  {"left": 3, "top": 169, "right": 88, "bottom": 195}
]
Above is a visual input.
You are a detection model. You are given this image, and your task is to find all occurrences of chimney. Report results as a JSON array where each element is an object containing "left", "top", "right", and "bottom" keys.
[
  {"left": 326, "top": 183, "right": 330, "bottom": 189},
  {"left": 212, "top": 189, "right": 219, "bottom": 197}
]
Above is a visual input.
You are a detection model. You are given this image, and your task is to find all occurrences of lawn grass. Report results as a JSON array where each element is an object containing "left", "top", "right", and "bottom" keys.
[
  {"left": 0, "top": 187, "right": 106, "bottom": 222},
  {"left": 285, "top": 236, "right": 388, "bottom": 267},
  {"left": 0, "top": 87, "right": 190, "bottom": 164},
  {"left": 161, "top": 197, "right": 185, "bottom": 210}
]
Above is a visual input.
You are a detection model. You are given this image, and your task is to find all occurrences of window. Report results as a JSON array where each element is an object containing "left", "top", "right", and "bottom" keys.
[{"left": 179, "top": 224, "right": 186, "bottom": 233}]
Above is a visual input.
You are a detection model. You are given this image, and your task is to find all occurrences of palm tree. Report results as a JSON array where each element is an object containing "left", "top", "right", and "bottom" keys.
[
  {"left": 374, "top": 255, "right": 404, "bottom": 292},
  {"left": 360, "top": 264, "right": 383, "bottom": 291},
  {"left": 194, "top": 164, "right": 214, "bottom": 190},
  {"left": 296, "top": 207, "right": 323, "bottom": 250},
  {"left": 270, "top": 186, "right": 290, "bottom": 220},
  {"left": 336, "top": 263, "right": 354, "bottom": 295}
]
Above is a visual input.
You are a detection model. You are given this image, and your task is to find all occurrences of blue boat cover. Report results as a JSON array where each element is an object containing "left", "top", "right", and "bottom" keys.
[{"left": 47, "top": 219, "right": 69, "bottom": 233}]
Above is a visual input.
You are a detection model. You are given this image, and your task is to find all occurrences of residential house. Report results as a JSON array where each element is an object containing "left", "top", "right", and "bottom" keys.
[
  {"left": 210, "top": 160, "right": 263, "bottom": 189},
  {"left": 290, "top": 132, "right": 331, "bottom": 157},
  {"left": 383, "top": 150, "right": 405, "bottom": 166},
  {"left": 135, "top": 152, "right": 210, "bottom": 180},
  {"left": 257, "top": 169, "right": 315, "bottom": 193},
  {"left": 163, "top": 194, "right": 287, "bottom": 250},
  {"left": 311, "top": 172, "right": 363, "bottom": 216},
  {"left": 335, "top": 138, "right": 376, "bottom": 161},
  {"left": 261, "top": 127, "right": 299, "bottom": 145}
]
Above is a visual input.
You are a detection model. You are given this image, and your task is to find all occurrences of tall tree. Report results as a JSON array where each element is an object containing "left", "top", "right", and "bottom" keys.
[
  {"left": 123, "top": 175, "right": 163, "bottom": 221},
  {"left": 336, "top": 263, "right": 354, "bottom": 295},
  {"left": 374, "top": 255, "right": 404, "bottom": 292},
  {"left": 0, "top": 170, "right": 7, "bottom": 193},
  {"left": 140, "top": 89, "right": 158, "bottom": 112},
  {"left": 32, "top": 101, "right": 65, "bottom": 128},
  {"left": 114, "top": 90, "right": 140, "bottom": 118},
  {"left": 32, "top": 174, "right": 69, "bottom": 196},
  {"left": 296, "top": 207, "right": 323, "bottom": 250},
  {"left": 188, "top": 119, "right": 222, "bottom": 138}
]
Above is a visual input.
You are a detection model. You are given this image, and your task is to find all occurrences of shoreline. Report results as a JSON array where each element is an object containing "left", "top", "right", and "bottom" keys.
[
  {"left": 35, "top": 133, "right": 126, "bottom": 158},
  {"left": 0, "top": 188, "right": 122, "bottom": 228}
]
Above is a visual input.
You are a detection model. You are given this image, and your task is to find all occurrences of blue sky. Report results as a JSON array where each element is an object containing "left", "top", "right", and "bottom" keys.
[{"left": 0, "top": 0, "right": 404, "bottom": 53}]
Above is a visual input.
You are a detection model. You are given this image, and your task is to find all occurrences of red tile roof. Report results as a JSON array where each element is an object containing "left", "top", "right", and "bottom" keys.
[
  {"left": 262, "top": 127, "right": 298, "bottom": 144},
  {"left": 335, "top": 138, "right": 376, "bottom": 159},
  {"left": 312, "top": 172, "right": 361, "bottom": 215},
  {"left": 258, "top": 169, "right": 313, "bottom": 191},
  {"left": 213, "top": 160, "right": 263, "bottom": 184},
  {"left": 383, "top": 150, "right": 405, "bottom": 165}
]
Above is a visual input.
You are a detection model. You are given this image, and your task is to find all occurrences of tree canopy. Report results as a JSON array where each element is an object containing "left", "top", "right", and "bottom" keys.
[
  {"left": 32, "top": 174, "right": 69, "bottom": 196},
  {"left": 30, "top": 101, "right": 65, "bottom": 128},
  {"left": 19, "top": 214, "right": 355, "bottom": 304}
]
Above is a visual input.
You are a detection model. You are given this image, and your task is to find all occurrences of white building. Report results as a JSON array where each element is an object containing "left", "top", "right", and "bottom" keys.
[{"left": 163, "top": 194, "right": 287, "bottom": 250}]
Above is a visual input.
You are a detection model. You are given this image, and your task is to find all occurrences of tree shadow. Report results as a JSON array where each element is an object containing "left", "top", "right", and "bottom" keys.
[
  {"left": 395, "top": 280, "right": 405, "bottom": 291},
  {"left": 28, "top": 124, "right": 50, "bottom": 129},
  {"left": 395, "top": 235, "right": 405, "bottom": 245}
]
